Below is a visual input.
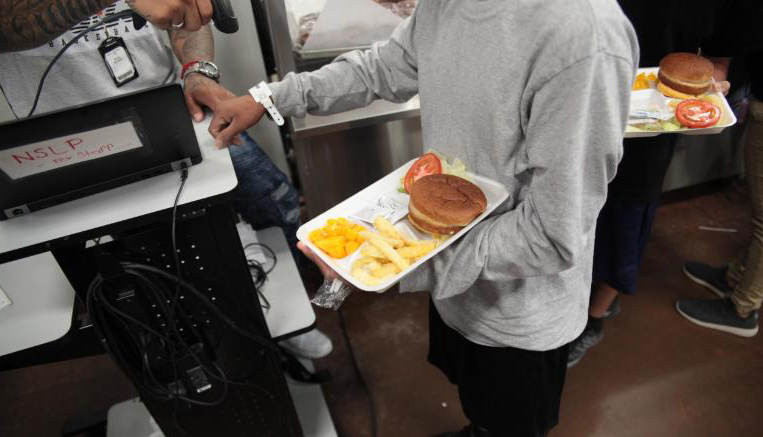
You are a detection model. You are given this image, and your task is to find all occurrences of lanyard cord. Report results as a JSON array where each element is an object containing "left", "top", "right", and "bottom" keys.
[{"left": 26, "top": 10, "right": 133, "bottom": 117}]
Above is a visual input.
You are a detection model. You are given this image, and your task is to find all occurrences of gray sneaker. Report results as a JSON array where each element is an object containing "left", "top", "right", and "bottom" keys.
[
  {"left": 683, "top": 262, "right": 732, "bottom": 298},
  {"left": 567, "top": 328, "right": 603, "bottom": 368},
  {"left": 676, "top": 298, "right": 759, "bottom": 337}
]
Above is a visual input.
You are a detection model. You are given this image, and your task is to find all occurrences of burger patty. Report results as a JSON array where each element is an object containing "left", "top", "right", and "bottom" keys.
[
  {"left": 657, "top": 70, "right": 711, "bottom": 96},
  {"left": 408, "top": 203, "right": 465, "bottom": 235}
]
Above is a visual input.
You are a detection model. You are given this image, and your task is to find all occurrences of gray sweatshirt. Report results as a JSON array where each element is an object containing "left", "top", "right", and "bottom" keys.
[{"left": 270, "top": 0, "right": 639, "bottom": 350}]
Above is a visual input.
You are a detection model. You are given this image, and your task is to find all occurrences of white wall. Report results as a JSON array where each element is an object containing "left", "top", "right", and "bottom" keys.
[
  {"left": 0, "top": 89, "right": 14, "bottom": 123},
  {"left": 212, "top": 1, "right": 290, "bottom": 178}
]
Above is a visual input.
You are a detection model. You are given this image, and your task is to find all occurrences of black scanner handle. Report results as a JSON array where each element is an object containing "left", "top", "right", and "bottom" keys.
[
  {"left": 132, "top": 0, "right": 238, "bottom": 34},
  {"left": 211, "top": 0, "right": 239, "bottom": 34}
]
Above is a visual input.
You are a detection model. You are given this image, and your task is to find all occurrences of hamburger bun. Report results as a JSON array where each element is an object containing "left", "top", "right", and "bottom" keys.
[
  {"left": 657, "top": 53, "right": 714, "bottom": 97},
  {"left": 408, "top": 174, "right": 487, "bottom": 236}
]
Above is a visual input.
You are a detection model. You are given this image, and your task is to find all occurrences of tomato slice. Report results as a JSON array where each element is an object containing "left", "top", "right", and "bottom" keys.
[
  {"left": 675, "top": 99, "right": 721, "bottom": 128},
  {"left": 404, "top": 153, "right": 442, "bottom": 193}
]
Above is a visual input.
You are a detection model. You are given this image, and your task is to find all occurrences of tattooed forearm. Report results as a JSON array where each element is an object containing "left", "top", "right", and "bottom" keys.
[
  {"left": 169, "top": 24, "right": 214, "bottom": 65},
  {"left": 0, "top": 0, "right": 114, "bottom": 53}
]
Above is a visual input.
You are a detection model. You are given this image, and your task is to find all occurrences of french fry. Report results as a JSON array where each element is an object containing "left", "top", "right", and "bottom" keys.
[
  {"left": 360, "top": 245, "right": 386, "bottom": 259},
  {"left": 364, "top": 232, "right": 410, "bottom": 271},
  {"left": 351, "top": 218, "right": 440, "bottom": 286},
  {"left": 352, "top": 267, "right": 383, "bottom": 286},
  {"left": 400, "top": 235, "right": 432, "bottom": 246},
  {"left": 360, "top": 230, "right": 404, "bottom": 249},
  {"left": 371, "top": 262, "right": 400, "bottom": 278},
  {"left": 382, "top": 236, "right": 405, "bottom": 248},
  {"left": 374, "top": 216, "right": 403, "bottom": 240},
  {"left": 352, "top": 256, "right": 381, "bottom": 272},
  {"left": 397, "top": 241, "right": 437, "bottom": 259}
]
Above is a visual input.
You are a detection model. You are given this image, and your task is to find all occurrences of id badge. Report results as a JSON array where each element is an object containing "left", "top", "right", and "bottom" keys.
[{"left": 99, "top": 36, "right": 139, "bottom": 87}]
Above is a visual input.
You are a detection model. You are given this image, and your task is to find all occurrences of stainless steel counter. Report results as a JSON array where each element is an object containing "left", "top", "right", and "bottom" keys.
[
  {"left": 252, "top": 0, "right": 744, "bottom": 218},
  {"left": 292, "top": 97, "right": 420, "bottom": 140},
  {"left": 252, "top": 0, "right": 425, "bottom": 217},
  {"left": 291, "top": 108, "right": 423, "bottom": 218}
]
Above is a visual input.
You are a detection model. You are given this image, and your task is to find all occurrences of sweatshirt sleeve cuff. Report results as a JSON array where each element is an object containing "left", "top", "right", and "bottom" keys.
[{"left": 268, "top": 73, "right": 306, "bottom": 118}]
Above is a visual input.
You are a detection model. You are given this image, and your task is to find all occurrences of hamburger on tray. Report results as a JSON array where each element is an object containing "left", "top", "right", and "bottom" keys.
[
  {"left": 297, "top": 152, "right": 509, "bottom": 292},
  {"left": 626, "top": 52, "right": 736, "bottom": 138},
  {"left": 408, "top": 174, "right": 487, "bottom": 236}
]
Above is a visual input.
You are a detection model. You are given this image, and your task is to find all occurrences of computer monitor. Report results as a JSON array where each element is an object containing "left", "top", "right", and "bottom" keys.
[{"left": 0, "top": 84, "right": 202, "bottom": 220}]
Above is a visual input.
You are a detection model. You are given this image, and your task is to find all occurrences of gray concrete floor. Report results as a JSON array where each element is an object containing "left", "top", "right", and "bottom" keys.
[{"left": 1, "top": 181, "right": 761, "bottom": 437}]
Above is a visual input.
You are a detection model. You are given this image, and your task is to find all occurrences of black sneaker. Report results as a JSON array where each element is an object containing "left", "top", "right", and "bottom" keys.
[
  {"left": 676, "top": 298, "right": 759, "bottom": 337},
  {"left": 683, "top": 262, "right": 733, "bottom": 298},
  {"left": 431, "top": 424, "right": 491, "bottom": 437},
  {"left": 567, "top": 328, "right": 603, "bottom": 368}
]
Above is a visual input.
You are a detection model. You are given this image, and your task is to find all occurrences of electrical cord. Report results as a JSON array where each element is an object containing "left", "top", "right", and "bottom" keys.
[
  {"left": 27, "top": 10, "right": 133, "bottom": 117},
  {"left": 339, "top": 308, "right": 378, "bottom": 437},
  {"left": 123, "top": 262, "right": 282, "bottom": 354},
  {"left": 169, "top": 167, "right": 189, "bottom": 417},
  {"left": 84, "top": 171, "right": 282, "bottom": 436},
  {"left": 244, "top": 242, "right": 277, "bottom": 310},
  {"left": 244, "top": 243, "right": 277, "bottom": 275},
  {"left": 248, "top": 259, "right": 271, "bottom": 310}
]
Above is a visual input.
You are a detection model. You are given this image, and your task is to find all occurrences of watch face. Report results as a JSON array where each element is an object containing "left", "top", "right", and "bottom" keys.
[
  {"left": 201, "top": 61, "right": 219, "bottom": 77},
  {"left": 187, "top": 61, "right": 220, "bottom": 81}
]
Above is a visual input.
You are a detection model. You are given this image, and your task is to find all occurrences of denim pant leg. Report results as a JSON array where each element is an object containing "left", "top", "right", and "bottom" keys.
[{"left": 229, "top": 132, "right": 301, "bottom": 256}]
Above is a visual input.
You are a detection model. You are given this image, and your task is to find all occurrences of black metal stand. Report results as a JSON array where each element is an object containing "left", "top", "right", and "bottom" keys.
[{"left": 3, "top": 192, "right": 303, "bottom": 437}]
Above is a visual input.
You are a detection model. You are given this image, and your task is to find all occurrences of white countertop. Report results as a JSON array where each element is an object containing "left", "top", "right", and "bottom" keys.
[{"left": 239, "top": 225, "right": 316, "bottom": 339}]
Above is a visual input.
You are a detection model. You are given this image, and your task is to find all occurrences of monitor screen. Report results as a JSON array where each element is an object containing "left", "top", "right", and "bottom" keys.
[{"left": 0, "top": 121, "right": 144, "bottom": 180}]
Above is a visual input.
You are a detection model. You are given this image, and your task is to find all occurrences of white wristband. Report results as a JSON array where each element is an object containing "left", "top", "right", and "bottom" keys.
[{"left": 249, "top": 81, "right": 284, "bottom": 126}]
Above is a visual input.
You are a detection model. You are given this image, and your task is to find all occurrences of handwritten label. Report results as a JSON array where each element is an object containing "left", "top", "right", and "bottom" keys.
[{"left": 0, "top": 122, "right": 143, "bottom": 180}]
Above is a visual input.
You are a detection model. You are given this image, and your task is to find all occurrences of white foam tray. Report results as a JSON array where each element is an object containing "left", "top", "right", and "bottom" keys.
[
  {"left": 297, "top": 158, "right": 510, "bottom": 292},
  {"left": 624, "top": 67, "right": 737, "bottom": 138}
]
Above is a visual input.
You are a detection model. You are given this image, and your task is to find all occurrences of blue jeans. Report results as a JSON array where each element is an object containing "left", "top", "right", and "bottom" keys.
[
  {"left": 229, "top": 133, "right": 300, "bottom": 255},
  {"left": 592, "top": 195, "right": 658, "bottom": 295}
]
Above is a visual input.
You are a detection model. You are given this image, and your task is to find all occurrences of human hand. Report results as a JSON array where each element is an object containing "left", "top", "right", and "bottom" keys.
[
  {"left": 183, "top": 75, "right": 235, "bottom": 121},
  {"left": 707, "top": 56, "right": 731, "bottom": 96},
  {"left": 297, "top": 242, "right": 340, "bottom": 281},
  {"left": 127, "top": 0, "right": 213, "bottom": 31},
  {"left": 209, "top": 95, "right": 266, "bottom": 149},
  {"left": 713, "top": 81, "right": 731, "bottom": 96}
]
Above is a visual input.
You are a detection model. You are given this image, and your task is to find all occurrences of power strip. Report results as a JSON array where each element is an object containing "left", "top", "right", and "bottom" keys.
[{"left": 0, "top": 283, "right": 11, "bottom": 311}]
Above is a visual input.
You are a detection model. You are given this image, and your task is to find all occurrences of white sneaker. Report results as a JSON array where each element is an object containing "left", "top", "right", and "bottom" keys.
[{"left": 279, "top": 329, "right": 333, "bottom": 359}]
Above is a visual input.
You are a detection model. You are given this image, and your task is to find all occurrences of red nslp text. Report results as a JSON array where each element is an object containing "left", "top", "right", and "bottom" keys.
[{"left": 11, "top": 138, "right": 84, "bottom": 164}]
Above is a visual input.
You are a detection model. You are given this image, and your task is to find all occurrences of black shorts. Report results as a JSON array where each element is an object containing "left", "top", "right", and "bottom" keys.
[
  {"left": 428, "top": 300, "right": 569, "bottom": 437},
  {"left": 592, "top": 195, "right": 659, "bottom": 294}
]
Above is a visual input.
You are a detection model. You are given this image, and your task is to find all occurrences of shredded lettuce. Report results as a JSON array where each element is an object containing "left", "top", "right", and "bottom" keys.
[
  {"left": 427, "top": 149, "right": 470, "bottom": 180},
  {"left": 398, "top": 150, "right": 472, "bottom": 192},
  {"left": 629, "top": 117, "right": 682, "bottom": 132},
  {"left": 660, "top": 119, "right": 681, "bottom": 131}
]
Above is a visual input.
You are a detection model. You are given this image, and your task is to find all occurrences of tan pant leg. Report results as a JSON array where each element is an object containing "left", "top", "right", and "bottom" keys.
[
  {"left": 727, "top": 248, "right": 747, "bottom": 289},
  {"left": 731, "top": 97, "right": 763, "bottom": 317}
]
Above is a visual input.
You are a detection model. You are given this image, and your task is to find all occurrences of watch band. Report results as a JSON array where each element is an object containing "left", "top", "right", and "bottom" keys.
[
  {"left": 249, "top": 82, "right": 284, "bottom": 126},
  {"left": 181, "top": 61, "right": 199, "bottom": 80},
  {"left": 181, "top": 60, "right": 220, "bottom": 82}
]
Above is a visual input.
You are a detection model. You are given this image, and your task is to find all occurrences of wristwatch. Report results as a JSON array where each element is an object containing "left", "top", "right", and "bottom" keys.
[{"left": 182, "top": 60, "right": 220, "bottom": 82}]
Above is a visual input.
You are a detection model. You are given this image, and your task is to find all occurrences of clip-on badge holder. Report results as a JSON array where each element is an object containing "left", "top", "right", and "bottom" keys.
[{"left": 99, "top": 31, "right": 139, "bottom": 87}]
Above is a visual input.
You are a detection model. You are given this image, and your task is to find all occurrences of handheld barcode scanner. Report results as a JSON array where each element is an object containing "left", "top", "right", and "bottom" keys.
[{"left": 132, "top": 0, "right": 239, "bottom": 34}]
